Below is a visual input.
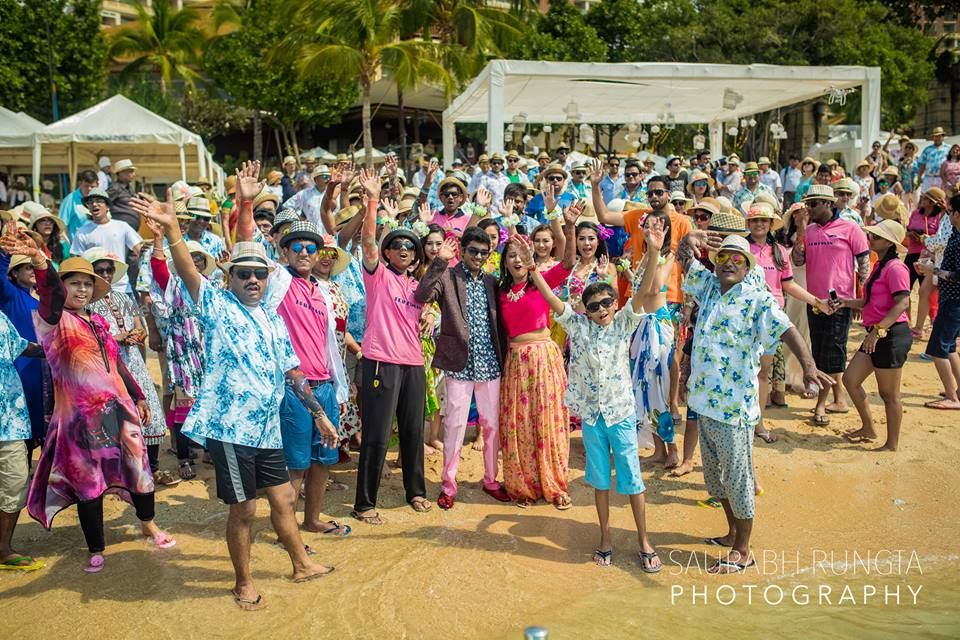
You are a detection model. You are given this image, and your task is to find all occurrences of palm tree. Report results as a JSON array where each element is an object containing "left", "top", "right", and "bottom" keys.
[
  {"left": 284, "top": 0, "right": 453, "bottom": 167},
  {"left": 108, "top": 0, "right": 206, "bottom": 97}
]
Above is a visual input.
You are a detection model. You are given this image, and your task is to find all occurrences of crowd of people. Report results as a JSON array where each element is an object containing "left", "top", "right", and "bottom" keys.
[{"left": 1, "top": 133, "right": 959, "bottom": 606}]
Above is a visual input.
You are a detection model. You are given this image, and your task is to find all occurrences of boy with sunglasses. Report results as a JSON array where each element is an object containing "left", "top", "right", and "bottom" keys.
[{"left": 519, "top": 234, "right": 662, "bottom": 572}]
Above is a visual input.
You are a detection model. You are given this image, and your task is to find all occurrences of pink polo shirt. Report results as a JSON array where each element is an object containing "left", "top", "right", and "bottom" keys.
[
  {"left": 862, "top": 259, "right": 910, "bottom": 327},
  {"left": 804, "top": 216, "right": 870, "bottom": 299},
  {"left": 749, "top": 242, "right": 793, "bottom": 308},
  {"left": 362, "top": 263, "right": 424, "bottom": 366},
  {"left": 431, "top": 210, "right": 472, "bottom": 238},
  {"left": 276, "top": 274, "right": 331, "bottom": 381}
]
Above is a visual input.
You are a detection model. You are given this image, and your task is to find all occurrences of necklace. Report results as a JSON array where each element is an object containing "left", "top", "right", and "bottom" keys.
[{"left": 506, "top": 282, "right": 527, "bottom": 302}]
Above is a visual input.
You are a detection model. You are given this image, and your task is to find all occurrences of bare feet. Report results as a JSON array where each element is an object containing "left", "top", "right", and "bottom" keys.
[
  {"left": 426, "top": 439, "right": 444, "bottom": 452},
  {"left": 291, "top": 562, "right": 335, "bottom": 583},
  {"left": 424, "top": 443, "right": 438, "bottom": 456},
  {"left": 872, "top": 443, "right": 898, "bottom": 452},
  {"left": 769, "top": 390, "right": 787, "bottom": 407},
  {"left": 669, "top": 459, "right": 696, "bottom": 477},
  {"left": 471, "top": 434, "right": 484, "bottom": 451},
  {"left": 640, "top": 452, "right": 667, "bottom": 465},
  {"left": 381, "top": 465, "right": 392, "bottom": 480},
  {"left": 924, "top": 398, "right": 960, "bottom": 410},
  {"left": 825, "top": 402, "right": 849, "bottom": 414},
  {"left": 664, "top": 451, "right": 680, "bottom": 469},
  {"left": 844, "top": 427, "right": 877, "bottom": 443}
]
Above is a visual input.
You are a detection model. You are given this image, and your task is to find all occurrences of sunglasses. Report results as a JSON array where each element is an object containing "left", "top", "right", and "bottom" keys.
[
  {"left": 546, "top": 175, "right": 565, "bottom": 182},
  {"left": 507, "top": 158, "right": 518, "bottom": 162},
  {"left": 672, "top": 200, "right": 686, "bottom": 206},
  {"left": 491, "top": 161, "right": 504, "bottom": 166},
  {"left": 289, "top": 242, "right": 318, "bottom": 255},
  {"left": 694, "top": 213, "right": 712, "bottom": 222},
  {"left": 389, "top": 239, "right": 417, "bottom": 251},
  {"left": 624, "top": 172, "right": 641, "bottom": 178},
  {"left": 694, "top": 180, "right": 707, "bottom": 187},
  {"left": 318, "top": 248, "right": 339, "bottom": 260},
  {"left": 234, "top": 267, "right": 269, "bottom": 281},
  {"left": 744, "top": 171, "right": 759, "bottom": 176},
  {"left": 647, "top": 189, "right": 667, "bottom": 197},
  {"left": 806, "top": 199, "right": 828, "bottom": 207},
  {"left": 714, "top": 252, "right": 747, "bottom": 266},
  {"left": 585, "top": 297, "right": 616, "bottom": 313},
  {"left": 94, "top": 266, "right": 116, "bottom": 275},
  {"left": 573, "top": 171, "right": 587, "bottom": 176},
  {"left": 441, "top": 190, "right": 462, "bottom": 198},
  {"left": 464, "top": 246, "right": 491, "bottom": 258}
]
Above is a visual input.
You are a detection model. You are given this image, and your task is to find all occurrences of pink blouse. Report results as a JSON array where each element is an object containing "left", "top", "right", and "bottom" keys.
[{"left": 499, "top": 262, "right": 572, "bottom": 338}]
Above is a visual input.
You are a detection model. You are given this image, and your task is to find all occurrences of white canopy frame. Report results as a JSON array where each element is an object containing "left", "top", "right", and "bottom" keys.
[{"left": 442, "top": 60, "right": 881, "bottom": 167}]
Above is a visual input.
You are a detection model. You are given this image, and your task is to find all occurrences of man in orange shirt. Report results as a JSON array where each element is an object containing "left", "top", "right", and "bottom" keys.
[{"left": 591, "top": 162, "right": 692, "bottom": 448}]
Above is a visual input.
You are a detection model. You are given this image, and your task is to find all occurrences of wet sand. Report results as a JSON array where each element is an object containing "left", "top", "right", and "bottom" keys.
[{"left": 2, "top": 326, "right": 959, "bottom": 639}]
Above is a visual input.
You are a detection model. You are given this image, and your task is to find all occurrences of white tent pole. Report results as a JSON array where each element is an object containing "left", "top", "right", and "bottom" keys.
[
  {"left": 31, "top": 137, "right": 41, "bottom": 201},
  {"left": 197, "top": 143, "right": 206, "bottom": 180},
  {"left": 487, "top": 61, "right": 505, "bottom": 154},
  {"left": 709, "top": 120, "right": 723, "bottom": 160},
  {"left": 442, "top": 112, "right": 455, "bottom": 170},
  {"left": 178, "top": 144, "right": 187, "bottom": 182},
  {"left": 861, "top": 69, "right": 881, "bottom": 161}
]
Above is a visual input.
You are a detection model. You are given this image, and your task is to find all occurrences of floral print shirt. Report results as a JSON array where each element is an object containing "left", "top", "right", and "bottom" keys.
[
  {"left": 0, "top": 311, "right": 30, "bottom": 441},
  {"left": 682, "top": 261, "right": 791, "bottom": 427},
  {"left": 446, "top": 265, "right": 500, "bottom": 381},
  {"left": 554, "top": 301, "right": 642, "bottom": 425}
]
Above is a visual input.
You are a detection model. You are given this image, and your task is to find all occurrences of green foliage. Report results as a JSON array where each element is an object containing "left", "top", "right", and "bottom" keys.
[
  {"left": 511, "top": 0, "right": 606, "bottom": 63},
  {"left": 204, "top": 0, "right": 357, "bottom": 129},
  {"left": 0, "top": 0, "right": 107, "bottom": 121}
]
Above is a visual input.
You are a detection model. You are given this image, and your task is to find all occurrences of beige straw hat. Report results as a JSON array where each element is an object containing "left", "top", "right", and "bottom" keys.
[{"left": 864, "top": 219, "right": 907, "bottom": 253}]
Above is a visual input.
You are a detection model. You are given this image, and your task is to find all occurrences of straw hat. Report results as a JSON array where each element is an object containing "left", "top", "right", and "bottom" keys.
[
  {"left": 58, "top": 257, "right": 111, "bottom": 302},
  {"left": 195, "top": 176, "right": 212, "bottom": 188},
  {"left": 505, "top": 149, "right": 521, "bottom": 160},
  {"left": 727, "top": 154, "right": 741, "bottom": 166},
  {"left": 833, "top": 177, "right": 859, "bottom": 197},
  {"left": 745, "top": 201, "right": 784, "bottom": 232},
  {"left": 691, "top": 198, "right": 720, "bottom": 217},
  {"left": 225, "top": 175, "right": 237, "bottom": 196},
  {"left": 21, "top": 201, "right": 51, "bottom": 221},
  {"left": 183, "top": 240, "right": 218, "bottom": 276},
  {"left": 537, "top": 151, "right": 551, "bottom": 161},
  {"left": 801, "top": 184, "right": 837, "bottom": 203},
  {"left": 283, "top": 155, "right": 297, "bottom": 166},
  {"left": 489, "top": 152, "right": 505, "bottom": 163},
  {"left": 865, "top": 219, "right": 907, "bottom": 253},
  {"left": 112, "top": 159, "right": 137, "bottom": 173},
  {"left": 714, "top": 196, "right": 736, "bottom": 214},
  {"left": 437, "top": 176, "right": 466, "bottom": 194},
  {"left": 318, "top": 235, "right": 351, "bottom": 276},
  {"left": 251, "top": 191, "right": 280, "bottom": 211},
  {"left": 707, "top": 208, "right": 747, "bottom": 236},
  {"left": 709, "top": 234, "right": 756, "bottom": 269},
  {"left": 800, "top": 156, "right": 820, "bottom": 171},
  {"left": 222, "top": 242, "right": 275, "bottom": 272},
  {"left": 186, "top": 196, "right": 212, "bottom": 218},
  {"left": 266, "top": 170, "right": 283, "bottom": 186},
  {"left": 14, "top": 222, "right": 43, "bottom": 248},
  {"left": 477, "top": 153, "right": 490, "bottom": 163},
  {"left": 921, "top": 187, "right": 947, "bottom": 207},
  {"left": 311, "top": 165, "right": 331, "bottom": 178},
  {"left": 758, "top": 156, "right": 772, "bottom": 166},
  {"left": 6, "top": 254, "right": 33, "bottom": 273},
  {"left": 874, "top": 193, "right": 907, "bottom": 223},
  {"left": 81, "top": 248, "right": 128, "bottom": 284},
  {"left": 855, "top": 159, "right": 872, "bottom": 171},
  {"left": 743, "top": 161, "right": 760, "bottom": 173},
  {"left": 270, "top": 209, "right": 302, "bottom": 235},
  {"left": 932, "top": 126, "right": 945, "bottom": 136},
  {"left": 27, "top": 210, "right": 66, "bottom": 234},
  {"left": 880, "top": 166, "right": 899, "bottom": 180},
  {"left": 751, "top": 190, "right": 781, "bottom": 215},
  {"left": 0, "top": 209, "right": 15, "bottom": 224},
  {"left": 81, "top": 187, "right": 110, "bottom": 206},
  {"left": 539, "top": 164, "right": 568, "bottom": 181}
]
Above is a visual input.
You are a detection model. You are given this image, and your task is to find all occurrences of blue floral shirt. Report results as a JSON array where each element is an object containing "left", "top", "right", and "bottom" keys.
[
  {"left": 332, "top": 249, "right": 367, "bottom": 343},
  {"left": 555, "top": 302, "right": 642, "bottom": 425},
  {"left": 180, "top": 278, "right": 299, "bottom": 449},
  {"left": 446, "top": 265, "right": 500, "bottom": 382},
  {"left": 0, "top": 312, "right": 31, "bottom": 442},
  {"left": 731, "top": 182, "right": 774, "bottom": 213},
  {"left": 197, "top": 230, "right": 226, "bottom": 260},
  {"left": 919, "top": 143, "right": 949, "bottom": 177},
  {"left": 683, "top": 262, "right": 791, "bottom": 427}
]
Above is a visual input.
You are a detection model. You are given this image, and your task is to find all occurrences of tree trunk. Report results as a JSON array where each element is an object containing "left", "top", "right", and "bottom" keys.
[
  {"left": 274, "top": 126, "right": 283, "bottom": 164},
  {"left": 362, "top": 77, "right": 373, "bottom": 168},
  {"left": 253, "top": 110, "right": 263, "bottom": 161},
  {"left": 398, "top": 85, "right": 408, "bottom": 171}
]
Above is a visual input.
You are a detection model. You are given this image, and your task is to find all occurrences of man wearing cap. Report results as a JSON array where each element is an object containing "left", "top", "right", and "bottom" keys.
[
  {"left": 504, "top": 150, "right": 531, "bottom": 186},
  {"left": 731, "top": 162, "right": 774, "bottom": 214},
  {"left": 70, "top": 188, "right": 143, "bottom": 296},
  {"left": 184, "top": 196, "right": 227, "bottom": 260},
  {"left": 564, "top": 161, "right": 592, "bottom": 200},
  {"left": 833, "top": 178, "right": 865, "bottom": 226},
  {"left": 790, "top": 184, "right": 870, "bottom": 425},
  {"left": 918, "top": 127, "right": 948, "bottom": 194},
  {"left": 664, "top": 156, "right": 689, "bottom": 195},
  {"left": 107, "top": 159, "right": 140, "bottom": 231},
  {"left": 97, "top": 156, "right": 112, "bottom": 191},
  {"left": 283, "top": 165, "right": 329, "bottom": 228},
  {"left": 528, "top": 151, "right": 551, "bottom": 183},
  {"left": 757, "top": 157, "right": 782, "bottom": 200},
  {"left": 59, "top": 169, "right": 99, "bottom": 238},
  {"left": 468, "top": 153, "right": 490, "bottom": 194},
  {"left": 555, "top": 142, "right": 572, "bottom": 170},
  {"left": 479, "top": 153, "right": 511, "bottom": 209},
  {"left": 676, "top": 230, "right": 829, "bottom": 574},
  {"left": 297, "top": 155, "right": 317, "bottom": 186},
  {"left": 779, "top": 155, "right": 802, "bottom": 207},
  {"left": 135, "top": 167, "right": 338, "bottom": 605}
]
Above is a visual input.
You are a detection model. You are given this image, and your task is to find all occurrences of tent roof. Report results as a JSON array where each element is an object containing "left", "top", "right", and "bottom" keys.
[
  {"left": 36, "top": 94, "right": 201, "bottom": 146},
  {"left": 0, "top": 106, "right": 45, "bottom": 147},
  {"left": 445, "top": 60, "right": 880, "bottom": 125}
]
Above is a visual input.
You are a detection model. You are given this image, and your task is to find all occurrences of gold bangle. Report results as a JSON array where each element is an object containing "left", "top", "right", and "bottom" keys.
[{"left": 168, "top": 238, "right": 183, "bottom": 249}]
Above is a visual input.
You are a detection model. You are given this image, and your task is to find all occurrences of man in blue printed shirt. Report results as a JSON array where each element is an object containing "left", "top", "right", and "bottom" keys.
[
  {"left": 918, "top": 126, "right": 948, "bottom": 194},
  {"left": 134, "top": 163, "right": 337, "bottom": 610},
  {"left": 677, "top": 232, "right": 831, "bottom": 576}
]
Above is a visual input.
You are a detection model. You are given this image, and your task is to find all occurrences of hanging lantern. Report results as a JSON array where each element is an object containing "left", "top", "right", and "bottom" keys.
[
  {"left": 748, "top": 117, "right": 757, "bottom": 128},
  {"left": 627, "top": 122, "right": 639, "bottom": 132},
  {"left": 542, "top": 124, "right": 553, "bottom": 133},
  {"left": 727, "top": 126, "right": 739, "bottom": 137},
  {"left": 639, "top": 130, "right": 650, "bottom": 144},
  {"left": 650, "top": 125, "right": 661, "bottom": 134},
  {"left": 693, "top": 133, "right": 706, "bottom": 150}
]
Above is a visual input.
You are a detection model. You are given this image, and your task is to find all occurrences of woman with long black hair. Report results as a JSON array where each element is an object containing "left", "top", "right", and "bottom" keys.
[{"left": 838, "top": 220, "right": 913, "bottom": 451}]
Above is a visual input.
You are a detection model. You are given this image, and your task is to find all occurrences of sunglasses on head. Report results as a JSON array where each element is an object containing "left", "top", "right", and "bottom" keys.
[
  {"left": 289, "top": 242, "right": 317, "bottom": 255},
  {"left": 441, "top": 190, "right": 462, "bottom": 198},
  {"left": 648, "top": 189, "right": 667, "bottom": 197},
  {"left": 714, "top": 252, "right": 747, "bottom": 266},
  {"left": 546, "top": 175, "right": 564, "bottom": 182},
  {"left": 234, "top": 267, "right": 269, "bottom": 281},
  {"left": 585, "top": 297, "right": 616, "bottom": 313},
  {"left": 389, "top": 239, "right": 417, "bottom": 251},
  {"left": 464, "top": 246, "right": 491, "bottom": 258}
]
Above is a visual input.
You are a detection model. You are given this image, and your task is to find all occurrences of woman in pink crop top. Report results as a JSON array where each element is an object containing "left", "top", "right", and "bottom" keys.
[{"left": 496, "top": 204, "right": 578, "bottom": 508}]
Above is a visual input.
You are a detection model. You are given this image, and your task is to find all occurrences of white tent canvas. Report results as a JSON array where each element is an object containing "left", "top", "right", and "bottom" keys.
[{"left": 0, "top": 107, "right": 51, "bottom": 176}]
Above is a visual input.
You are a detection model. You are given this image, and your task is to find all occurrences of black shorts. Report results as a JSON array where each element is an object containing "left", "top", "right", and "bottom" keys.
[
  {"left": 904, "top": 253, "right": 926, "bottom": 290},
  {"left": 807, "top": 306, "right": 852, "bottom": 374},
  {"left": 860, "top": 322, "right": 912, "bottom": 369},
  {"left": 206, "top": 439, "right": 289, "bottom": 504},
  {"left": 925, "top": 299, "right": 960, "bottom": 359}
]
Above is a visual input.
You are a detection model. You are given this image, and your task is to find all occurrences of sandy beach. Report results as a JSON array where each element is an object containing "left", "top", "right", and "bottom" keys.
[{"left": 2, "top": 324, "right": 959, "bottom": 639}]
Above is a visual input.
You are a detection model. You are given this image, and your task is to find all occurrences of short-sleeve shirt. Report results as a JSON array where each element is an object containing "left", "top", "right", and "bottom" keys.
[
  {"left": 446, "top": 265, "right": 500, "bottom": 381},
  {"left": 919, "top": 143, "right": 949, "bottom": 176},
  {"left": 198, "top": 230, "right": 226, "bottom": 260},
  {"left": 431, "top": 209, "right": 471, "bottom": 238},
  {"left": 938, "top": 229, "right": 960, "bottom": 301},
  {"left": 499, "top": 262, "right": 571, "bottom": 338},
  {"left": 555, "top": 302, "right": 642, "bottom": 425},
  {"left": 749, "top": 241, "right": 793, "bottom": 308},
  {"left": 271, "top": 268, "right": 332, "bottom": 383},
  {"left": 70, "top": 220, "right": 143, "bottom": 293},
  {"left": 181, "top": 278, "right": 299, "bottom": 449},
  {"left": 862, "top": 259, "right": 910, "bottom": 326},
  {"left": 0, "top": 312, "right": 30, "bottom": 442},
  {"left": 906, "top": 209, "right": 943, "bottom": 255},
  {"left": 683, "top": 261, "right": 792, "bottom": 427},
  {"left": 362, "top": 262, "right": 424, "bottom": 366},
  {"left": 804, "top": 216, "right": 870, "bottom": 299},
  {"left": 622, "top": 208, "right": 692, "bottom": 304}
]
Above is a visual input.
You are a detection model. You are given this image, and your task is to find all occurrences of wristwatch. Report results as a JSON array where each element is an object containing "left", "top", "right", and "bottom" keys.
[{"left": 873, "top": 326, "right": 888, "bottom": 338}]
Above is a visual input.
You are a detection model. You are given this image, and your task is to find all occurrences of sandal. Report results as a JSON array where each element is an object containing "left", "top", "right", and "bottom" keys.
[
  {"left": 639, "top": 550, "right": 662, "bottom": 573},
  {"left": 149, "top": 532, "right": 177, "bottom": 549},
  {"left": 516, "top": 499, "right": 534, "bottom": 509},
  {"left": 84, "top": 554, "right": 105, "bottom": 574},
  {"left": 812, "top": 414, "right": 831, "bottom": 426},
  {"left": 754, "top": 429, "right": 778, "bottom": 444},
  {"left": 593, "top": 549, "right": 612, "bottom": 567},
  {"left": 409, "top": 497, "right": 433, "bottom": 513},
  {"left": 319, "top": 521, "right": 352, "bottom": 537},
  {"left": 178, "top": 460, "right": 196, "bottom": 480},
  {"left": 351, "top": 510, "right": 385, "bottom": 525},
  {"left": 553, "top": 495, "right": 573, "bottom": 511},
  {"left": 232, "top": 589, "right": 267, "bottom": 611}
]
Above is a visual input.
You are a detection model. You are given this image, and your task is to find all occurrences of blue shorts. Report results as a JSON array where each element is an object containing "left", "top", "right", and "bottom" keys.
[
  {"left": 686, "top": 406, "right": 699, "bottom": 422},
  {"left": 925, "top": 299, "right": 960, "bottom": 359},
  {"left": 279, "top": 380, "right": 340, "bottom": 470},
  {"left": 582, "top": 414, "right": 645, "bottom": 495}
]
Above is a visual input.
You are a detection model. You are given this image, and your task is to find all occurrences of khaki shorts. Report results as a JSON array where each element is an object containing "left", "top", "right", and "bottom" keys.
[{"left": 0, "top": 440, "right": 29, "bottom": 513}]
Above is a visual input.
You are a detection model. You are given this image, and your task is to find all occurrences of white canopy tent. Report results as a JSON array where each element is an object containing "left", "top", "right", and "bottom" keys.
[
  {"left": 31, "top": 95, "right": 223, "bottom": 198},
  {"left": 0, "top": 107, "right": 47, "bottom": 176},
  {"left": 442, "top": 60, "right": 881, "bottom": 168}
]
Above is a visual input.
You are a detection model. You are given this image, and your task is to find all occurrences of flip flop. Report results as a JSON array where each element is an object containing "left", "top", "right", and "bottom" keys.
[
  {"left": 754, "top": 429, "right": 778, "bottom": 444},
  {"left": 291, "top": 566, "right": 335, "bottom": 583},
  {"left": 83, "top": 554, "right": 105, "bottom": 574},
  {"left": 320, "top": 521, "right": 352, "bottom": 537},
  {"left": 232, "top": 590, "right": 267, "bottom": 611},
  {"left": 639, "top": 550, "right": 662, "bottom": 573},
  {"left": 409, "top": 498, "right": 433, "bottom": 513},
  {"left": 0, "top": 556, "right": 44, "bottom": 571},
  {"left": 593, "top": 549, "right": 612, "bottom": 567},
  {"left": 148, "top": 532, "right": 177, "bottom": 549},
  {"left": 825, "top": 407, "right": 850, "bottom": 414},
  {"left": 812, "top": 414, "right": 831, "bottom": 426},
  {"left": 351, "top": 510, "right": 385, "bottom": 525},
  {"left": 924, "top": 399, "right": 960, "bottom": 410},
  {"left": 697, "top": 497, "right": 722, "bottom": 509},
  {"left": 709, "top": 558, "right": 757, "bottom": 574},
  {"left": 704, "top": 537, "right": 732, "bottom": 547}
]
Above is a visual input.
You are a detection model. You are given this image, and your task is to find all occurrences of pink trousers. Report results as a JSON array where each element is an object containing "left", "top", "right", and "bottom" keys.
[{"left": 441, "top": 377, "right": 501, "bottom": 497}]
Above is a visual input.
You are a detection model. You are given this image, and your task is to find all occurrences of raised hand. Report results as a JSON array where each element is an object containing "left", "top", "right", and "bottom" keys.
[
  {"left": 340, "top": 161, "right": 356, "bottom": 187},
  {"left": 438, "top": 236, "right": 458, "bottom": 261},
  {"left": 644, "top": 215, "right": 666, "bottom": 252},
  {"left": 475, "top": 186, "right": 492, "bottom": 209},
  {"left": 0, "top": 227, "right": 43, "bottom": 260},
  {"left": 380, "top": 197, "right": 398, "bottom": 220},
  {"left": 499, "top": 198, "right": 515, "bottom": 218},
  {"left": 596, "top": 254, "right": 610, "bottom": 277},
  {"left": 589, "top": 158, "right": 604, "bottom": 184},
  {"left": 328, "top": 164, "right": 343, "bottom": 186},
  {"left": 509, "top": 232, "right": 535, "bottom": 269},
  {"left": 426, "top": 158, "right": 440, "bottom": 182},
  {"left": 564, "top": 199, "right": 585, "bottom": 226},
  {"left": 418, "top": 200, "right": 432, "bottom": 223},
  {"left": 543, "top": 189, "right": 557, "bottom": 215},
  {"left": 131, "top": 189, "right": 177, "bottom": 230},
  {"left": 384, "top": 154, "right": 398, "bottom": 177},
  {"left": 358, "top": 167, "right": 381, "bottom": 200},
  {"left": 144, "top": 216, "right": 165, "bottom": 241},
  {"left": 236, "top": 160, "right": 265, "bottom": 202}
]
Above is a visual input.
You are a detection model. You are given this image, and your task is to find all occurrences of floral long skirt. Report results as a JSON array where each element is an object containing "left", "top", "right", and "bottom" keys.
[{"left": 499, "top": 339, "right": 569, "bottom": 503}]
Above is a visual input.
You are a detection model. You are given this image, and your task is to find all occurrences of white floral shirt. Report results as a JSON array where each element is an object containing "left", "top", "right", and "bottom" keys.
[
  {"left": 0, "top": 312, "right": 30, "bottom": 441},
  {"left": 683, "top": 262, "right": 791, "bottom": 427},
  {"left": 555, "top": 301, "right": 642, "bottom": 425}
]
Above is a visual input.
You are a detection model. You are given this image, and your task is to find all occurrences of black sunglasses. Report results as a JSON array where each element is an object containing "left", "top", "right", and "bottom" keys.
[
  {"left": 648, "top": 189, "right": 667, "bottom": 197},
  {"left": 624, "top": 172, "right": 640, "bottom": 178},
  {"left": 234, "top": 267, "right": 269, "bottom": 281},
  {"left": 585, "top": 297, "right": 616, "bottom": 313},
  {"left": 441, "top": 190, "right": 462, "bottom": 198},
  {"left": 389, "top": 239, "right": 417, "bottom": 251},
  {"left": 464, "top": 246, "right": 491, "bottom": 258},
  {"left": 546, "top": 175, "right": 564, "bottom": 182}
]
